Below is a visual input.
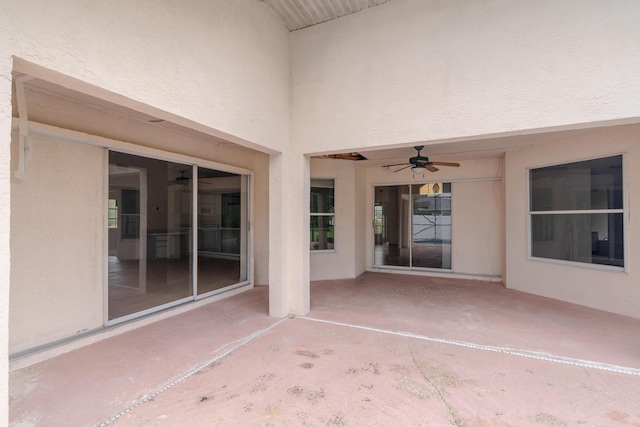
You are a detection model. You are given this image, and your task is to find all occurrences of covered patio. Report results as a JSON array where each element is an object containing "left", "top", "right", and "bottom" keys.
[{"left": 10, "top": 273, "right": 640, "bottom": 426}]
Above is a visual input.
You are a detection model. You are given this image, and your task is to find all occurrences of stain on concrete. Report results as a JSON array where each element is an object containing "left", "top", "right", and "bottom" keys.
[
  {"left": 251, "top": 372, "right": 275, "bottom": 393},
  {"left": 328, "top": 412, "right": 346, "bottom": 425},
  {"left": 295, "top": 350, "right": 320, "bottom": 359},
  {"left": 300, "top": 363, "right": 314, "bottom": 369},
  {"left": 607, "top": 410, "right": 631, "bottom": 424},
  {"left": 287, "top": 386, "right": 304, "bottom": 396},
  {"left": 265, "top": 404, "right": 279, "bottom": 416},
  {"left": 306, "top": 388, "right": 325, "bottom": 404},
  {"left": 529, "top": 412, "right": 567, "bottom": 426}
]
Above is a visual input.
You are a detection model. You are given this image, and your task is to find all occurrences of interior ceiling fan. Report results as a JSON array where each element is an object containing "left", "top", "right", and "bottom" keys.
[
  {"left": 170, "top": 170, "right": 190, "bottom": 186},
  {"left": 383, "top": 146, "right": 460, "bottom": 173}
]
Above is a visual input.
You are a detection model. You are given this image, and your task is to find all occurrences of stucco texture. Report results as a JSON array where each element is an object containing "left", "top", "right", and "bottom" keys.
[
  {"left": 505, "top": 124, "right": 640, "bottom": 319},
  {"left": 10, "top": 134, "right": 105, "bottom": 353},
  {"left": 291, "top": 0, "right": 640, "bottom": 152},
  {"left": 7, "top": 0, "right": 290, "bottom": 153}
]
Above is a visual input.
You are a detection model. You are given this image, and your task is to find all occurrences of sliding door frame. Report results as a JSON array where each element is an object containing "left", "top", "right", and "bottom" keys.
[{"left": 372, "top": 182, "right": 453, "bottom": 272}]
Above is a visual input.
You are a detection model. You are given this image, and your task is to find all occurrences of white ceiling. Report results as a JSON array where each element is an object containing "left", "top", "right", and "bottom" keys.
[{"left": 260, "top": 0, "right": 392, "bottom": 31}]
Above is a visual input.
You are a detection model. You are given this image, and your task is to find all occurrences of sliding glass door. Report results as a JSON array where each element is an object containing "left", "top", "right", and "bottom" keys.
[
  {"left": 197, "top": 168, "right": 248, "bottom": 295},
  {"left": 374, "top": 183, "right": 452, "bottom": 270},
  {"left": 108, "top": 151, "right": 249, "bottom": 322}
]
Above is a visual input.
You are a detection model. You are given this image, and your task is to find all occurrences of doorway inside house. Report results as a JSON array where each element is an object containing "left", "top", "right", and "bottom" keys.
[
  {"left": 373, "top": 183, "right": 452, "bottom": 270},
  {"left": 108, "top": 151, "right": 249, "bottom": 323}
]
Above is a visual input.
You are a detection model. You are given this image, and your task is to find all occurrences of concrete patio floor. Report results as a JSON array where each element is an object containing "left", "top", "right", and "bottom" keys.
[{"left": 9, "top": 272, "right": 640, "bottom": 426}]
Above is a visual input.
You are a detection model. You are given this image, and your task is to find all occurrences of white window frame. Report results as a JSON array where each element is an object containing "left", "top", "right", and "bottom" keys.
[
  {"left": 527, "top": 154, "right": 626, "bottom": 272},
  {"left": 310, "top": 178, "right": 336, "bottom": 252}
]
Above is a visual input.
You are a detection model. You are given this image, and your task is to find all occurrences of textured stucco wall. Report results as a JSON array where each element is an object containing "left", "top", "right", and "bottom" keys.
[
  {"left": 269, "top": 151, "right": 310, "bottom": 316},
  {"left": 7, "top": 0, "right": 290, "bottom": 154},
  {"left": 310, "top": 159, "right": 358, "bottom": 281},
  {"left": 10, "top": 135, "right": 105, "bottom": 354},
  {"left": 0, "top": 39, "right": 12, "bottom": 426},
  {"left": 291, "top": 0, "right": 640, "bottom": 153},
  {"left": 505, "top": 125, "right": 640, "bottom": 319},
  {"left": 451, "top": 179, "right": 503, "bottom": 277}
]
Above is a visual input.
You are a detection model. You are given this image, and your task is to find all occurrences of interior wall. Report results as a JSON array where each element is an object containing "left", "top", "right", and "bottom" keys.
[
  {"left": 10, "top": 134, "right": 105, "bottom": 354},
  {"left": 309, "top": 158, "right": 358, "bottom": 280},
  {"left": 505, "top": 124, "right": 640, "bottom": 319},
  {"left": 7, "top": 0, "right": 290, "bottom": 154},
  {"left": 291, "top": 0, "right": 640, "bottom": 153},
  {"left": 365, "top": 157, "right": 503, "bottom": 278}
]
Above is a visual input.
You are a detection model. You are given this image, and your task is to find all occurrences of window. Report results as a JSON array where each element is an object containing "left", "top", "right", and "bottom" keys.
[
  {"left": 108, "top": 198, "right": 118, "bottom": 229},
  {"left": 529, "top": 155, "right": 624, "bottom": 268},
  {"left": 310, "top": 179, "right": 335, "bottom": 251}
]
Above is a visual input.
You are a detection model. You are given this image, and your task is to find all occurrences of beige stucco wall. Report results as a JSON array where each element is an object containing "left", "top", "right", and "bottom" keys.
[
  {"left": 7, "top": 0, "right": 290, "bottom": 154},
  {"left": 505, "top": 125, "right": 640, "bottom": 319},
  {"left": 365, "top": 157, "right": 504, "bottom": 278},
  {"left": 291, "top": 0, "right": 640, "bottom": 153},
  {"left": 310, "top": 159, "right": 359, "bottom": 281},
  {"left": 0, "top": 50, "right": 12, "bottom": 424},
  {"left": 452, "top": 179, "right": 503, "bottom": 277},
  {"left": 10, "top": 134, "right": 105, "bottom": 354}
]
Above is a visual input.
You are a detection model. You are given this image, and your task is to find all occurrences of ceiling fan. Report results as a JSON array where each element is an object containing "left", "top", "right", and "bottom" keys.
[
  {"left": 170, "top": 170, "right": 190, "bottom": 186},
  {"left": 383, "top": 146, "right": 460, "bottom": 173}
]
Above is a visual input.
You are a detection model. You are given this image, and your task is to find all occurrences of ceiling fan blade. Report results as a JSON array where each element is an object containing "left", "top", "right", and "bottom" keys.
[
  {"left": 426, "top": 164, "right": 439, "bottom": 172},
  {"left": 430, "top": 161, "right": 460, "bottom": 167},
  {"left": 394, "top": 165, "right": 413, "bottom": 172},
  {"left": 383, "top": 163, "right": 410, "bottom": 168}
]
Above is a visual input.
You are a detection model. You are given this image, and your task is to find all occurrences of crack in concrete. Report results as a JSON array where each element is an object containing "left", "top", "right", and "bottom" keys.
[{"left": 408, "top": 344, "right": 466, "bottom": 427}]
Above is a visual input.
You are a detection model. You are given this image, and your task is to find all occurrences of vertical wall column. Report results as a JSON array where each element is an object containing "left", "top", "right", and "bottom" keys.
[
  {"left": 0, "top": 53, "right": 12, "bottom": 422},
  {"left": 268, "top": 150, "right": 310, "bottom": 317}
]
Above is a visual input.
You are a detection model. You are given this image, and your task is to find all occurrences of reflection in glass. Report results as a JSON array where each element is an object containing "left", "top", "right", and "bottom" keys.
[
  {"left": 374, "top": 185, "right": 410, "bottom": 267},
  {"left": 374, "top": 184, "right": 452, "bottom": 269},
  {"left": 531, "top": 213, "right": 624, "bottom": 267},
  {"left": 108, "top": 152, "right": 193, "bottom": 320},
  {"left": 310, "top": 179, "right": 335, "bottom": 250},
  {"left": 530, "top": 155, "right": 622, "bottom": 211},
  {"left": 310, "top": 216, "right": 334, "bottom": 250},
  {"left": 411, "top": 183, "right": 452, "bottom": 269},
  {"left": 529, "top": 155, "right": 624, "bottom": 268},
  {"left": 197, "top": 168, "right": 248, "bottom": 295}
]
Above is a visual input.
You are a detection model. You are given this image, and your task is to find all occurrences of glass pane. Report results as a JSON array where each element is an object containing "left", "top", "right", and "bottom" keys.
[
  {"left": 108, "top": 152, "right": 193, "bottom": 320},
  {"left": 310, "top": 216, "right": 334, "bottom": 250},
  {"left": 373, "top": 185, "right": 410, "bottom": 266},
  {"left": 311, "top": 179, "right": 335, "bottom": 213},
  {"left": 197, "top": 168, "right": 247, "bottom": 295},
  {"left": 531, "top": 213, "right": 624, "bottom": 267},
  {"left": 530, "top": 155, "right": 622, "bottom": 211},
  {"left": 411, "top": 183, "right": 452, "bottom": 269}
]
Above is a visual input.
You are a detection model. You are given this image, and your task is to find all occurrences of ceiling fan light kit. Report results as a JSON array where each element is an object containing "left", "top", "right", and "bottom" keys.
[{"left": 411, "top": 165, "right": 427, "bottom": 174}]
